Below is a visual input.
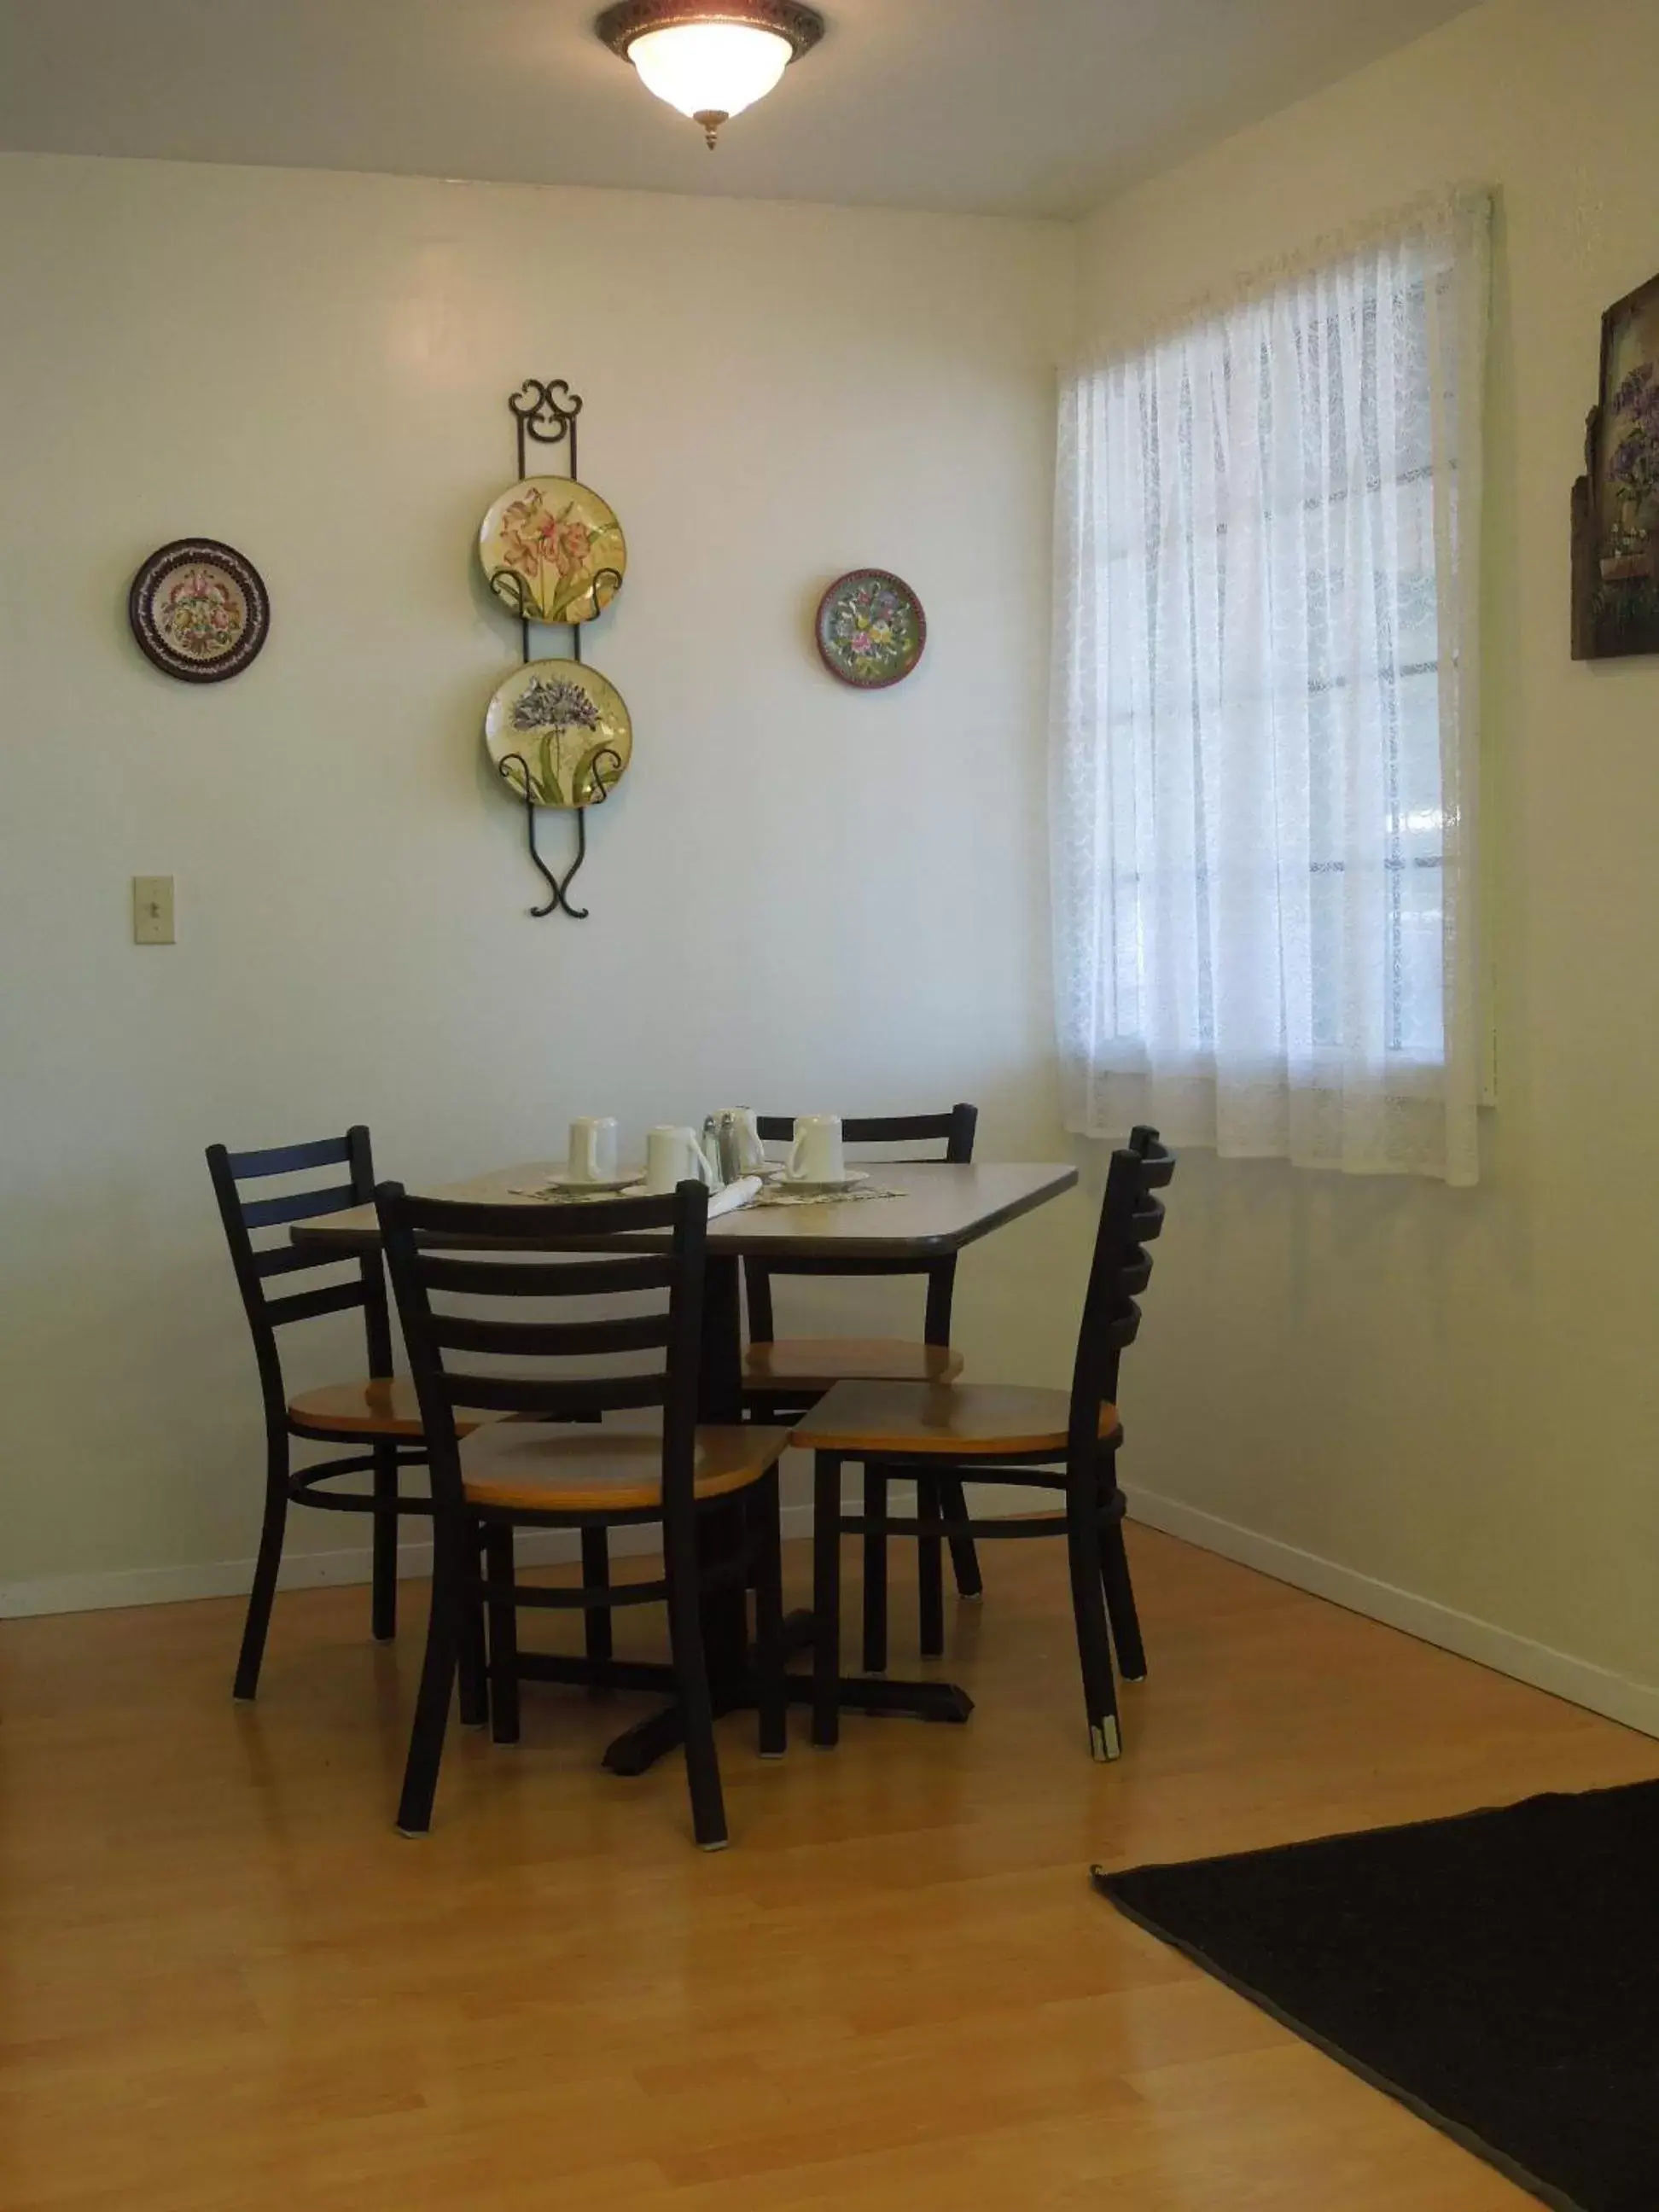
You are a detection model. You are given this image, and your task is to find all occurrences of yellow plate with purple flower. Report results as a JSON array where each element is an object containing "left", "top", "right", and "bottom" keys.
[
  {"left": 485, "top": 661, "right": 632, "bottom": 810},
  {"left": 479, "top": 477, "right": 626, "bottom": 626},
  {"left": 815, "top": 568, "right": 926, "bottom": 689}
]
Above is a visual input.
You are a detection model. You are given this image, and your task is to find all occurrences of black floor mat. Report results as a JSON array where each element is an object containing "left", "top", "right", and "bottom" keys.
[{"left": 1093, "top": 1780, "right": 1659, "bottom": 2211}]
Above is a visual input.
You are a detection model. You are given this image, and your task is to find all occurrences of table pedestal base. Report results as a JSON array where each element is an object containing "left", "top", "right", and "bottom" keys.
[
  {"left": 597, "top": 1669, "right": 975, "bottom": 1776},
  {"left": 515, "top": 1612, "right": 975, "bottom": 1778}
]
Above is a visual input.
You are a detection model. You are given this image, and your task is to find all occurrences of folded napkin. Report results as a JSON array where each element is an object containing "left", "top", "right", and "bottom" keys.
[{"left": 707, "top": 1174, "right": 762, "bottom": 1220}]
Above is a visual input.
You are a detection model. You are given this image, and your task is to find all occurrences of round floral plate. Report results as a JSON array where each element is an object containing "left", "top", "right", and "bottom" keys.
[
  {"left": 479, "top": 477, "right": 626, "bottom": 626},
  {"left": 815, "top": 568, "right": 926, "bottom": 689},
  {"left": 485, "top": 660, "right": 632, "bottom": 810},
  {"left": 128, "top": 539, "right": 270, "bottom": 683}
]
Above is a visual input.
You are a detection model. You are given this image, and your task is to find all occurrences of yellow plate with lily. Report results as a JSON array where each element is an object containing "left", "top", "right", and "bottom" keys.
[
  {"left": 485, "top": 661, "right": 632, "bottom": 811},
  {"left": 479, "top": 476, "right": 626, "bottom": 626}
]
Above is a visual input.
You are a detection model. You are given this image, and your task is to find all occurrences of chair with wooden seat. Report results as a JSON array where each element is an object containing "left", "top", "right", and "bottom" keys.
[
  {"left": 794, "top": 1129, "right": 1175, "bottom": 1764},
  {"left": 744, "top": 1103, "right": 983, "bottom": 1646},
  {"left": 378, "top": 1178, "right": 789, "bottom": 1849},
  {"left": 207, "top": 1126, "right": 482, "bottom": 1703}
]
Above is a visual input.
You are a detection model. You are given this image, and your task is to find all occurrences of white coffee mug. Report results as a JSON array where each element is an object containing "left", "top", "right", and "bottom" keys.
[
  {"left": 645, "top": 1125, "right": 718, "bottom": 1195},
  {"left": 713, "top": 1107, "right": 766, "bottom": 1174},
  {"left": 568, "top": 1115, "right": 619, "bottom": 1183},
  {"left": 789, "top": 1114, "right": 845, "bottom": 1184}
]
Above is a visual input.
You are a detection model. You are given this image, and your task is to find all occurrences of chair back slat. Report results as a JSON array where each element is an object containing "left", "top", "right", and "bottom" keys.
[
  {"left": 417, "top": 1253, "right": 676, "bottom": 1298},
  {"left": 1066, "top": 1130, "right": 1176, "bottom": 1458},
  {"left": 265, "top": 1280, "right": 370, "bottom": 1329},
  {"left": 427, "top": 1372, "right": 670, "bottom": 1419},
  {"left": 428, "top": 1310, "right": 672, "bottom": 1358},
  {"left": 224, "top": 1135, "right": 352, "bottom": 1179},
  {"left": 376, "top": 1180, "right": 710, "bottom": 1519},
  {"left": 207, "top": 1127, "right": 390, "bottom": 1423},
  {"left": 745, "top": 1103, "right": 977, "bottom": 1347},
  {"left": 1132, "top": 1197, "right": 1166, "bottom": 1242},
  {"left": 392, "top": 1188, "right": 675, "bottom": 1242},
  {"left": 253, "top": 1241, "right": 345, "bottom": 1280},
  {"left": 240, "top": 1184, "right": 358, "bottom": 1230},
  {"left": 754, "top": 1109, "right": 969, "bottom": 1153}
]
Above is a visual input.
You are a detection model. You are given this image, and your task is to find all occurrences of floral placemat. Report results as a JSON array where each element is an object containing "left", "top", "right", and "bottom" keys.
[
  {"left": 509, "top": 1182, "right": 643, "bottom": 1202},
  {"left": 506, "top": 1182, "right": 902, "bottom": 1211},
  {"left": 750, "top": 1185, "right": 903, "bottom": 1208}
]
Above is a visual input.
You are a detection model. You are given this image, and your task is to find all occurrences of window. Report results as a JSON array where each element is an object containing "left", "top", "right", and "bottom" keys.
[{"left": 1051, "top": 192, "right": 1489, "bottom": 1183}]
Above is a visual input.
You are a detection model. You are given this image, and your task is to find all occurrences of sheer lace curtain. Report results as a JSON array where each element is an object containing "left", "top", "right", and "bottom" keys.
[{"left": 1051, "top": 190, "right": 1490, "bottom": 1184}]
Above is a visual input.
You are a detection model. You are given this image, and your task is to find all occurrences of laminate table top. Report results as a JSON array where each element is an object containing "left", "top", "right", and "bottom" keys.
[{"left": 290, "top": 1160, "right": 1078, "bottom": 1261}]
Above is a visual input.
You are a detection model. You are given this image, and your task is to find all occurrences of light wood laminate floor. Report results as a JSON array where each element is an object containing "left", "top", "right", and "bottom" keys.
[{"left": 5, "top": 1526, "right": 1655, "bottom": 2209}]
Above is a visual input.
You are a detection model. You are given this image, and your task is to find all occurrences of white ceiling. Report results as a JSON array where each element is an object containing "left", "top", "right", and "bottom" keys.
[{"left": 0, "top": 0, "right": 1480, "bottom": 220}]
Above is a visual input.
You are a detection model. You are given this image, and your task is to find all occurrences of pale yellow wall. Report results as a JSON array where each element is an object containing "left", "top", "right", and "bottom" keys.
[
  {"left": 0, "top": 156, "right": 1076, "bottom": 1606},
  {"left": 1077, "top": 0, "right": 1659, "bottom": 1720}
]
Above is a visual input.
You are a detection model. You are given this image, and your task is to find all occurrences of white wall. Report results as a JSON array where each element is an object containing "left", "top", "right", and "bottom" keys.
[
  {"left": 0, "top": 155, "right": 1077, "bottom": 1607},
  {"left": 1077, "top": 0, "right": 1659, "bottom": 1726}
]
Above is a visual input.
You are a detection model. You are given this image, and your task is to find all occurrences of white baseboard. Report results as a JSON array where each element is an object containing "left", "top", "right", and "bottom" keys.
[
  {"left": 1124, "top": 1485, "right": 1659, "bottom": 1741},
  {"left": 0, "top": 1488, "right": 1057, "bottom": 1623},
  {"left": 33, "top": 1475, "right": 1644, "bottom": 1754},
  {"left": 0, "top": 1505, "right": 824, "bottom": 1621}
]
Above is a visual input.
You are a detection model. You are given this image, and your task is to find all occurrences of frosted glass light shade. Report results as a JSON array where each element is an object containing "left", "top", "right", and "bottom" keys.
[{"left": 626, "top": 23, "right": 792, "bottom": 132}]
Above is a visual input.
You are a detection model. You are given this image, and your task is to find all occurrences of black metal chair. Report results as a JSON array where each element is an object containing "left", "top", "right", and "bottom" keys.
[
  {"left": 794, "top": 1129, "right": 1175, "bottom": 1762},
  {"left": 207, "top": 1126, "right": 480, "bottom": 1703},
  {"left": 378, "top": 1178, "right": 791, "bottom": 1849},
  {"left": 743, "top": 1104, "right": 982, "bottom": 1656}
]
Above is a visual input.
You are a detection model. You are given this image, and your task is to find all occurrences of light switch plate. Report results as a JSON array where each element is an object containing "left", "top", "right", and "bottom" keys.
[{"left": 132, "top": 876, "right": 175, "bottom": 945}]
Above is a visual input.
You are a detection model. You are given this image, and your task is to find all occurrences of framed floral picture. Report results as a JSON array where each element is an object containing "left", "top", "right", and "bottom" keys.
[{"left": 1573, "top": 272, "right": 1659, "bottom": 659}]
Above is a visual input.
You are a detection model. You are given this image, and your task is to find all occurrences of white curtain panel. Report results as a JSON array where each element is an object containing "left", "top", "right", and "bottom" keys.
[{"left": 1051, "top": 190, "right": 1491, "bottom": 1183}]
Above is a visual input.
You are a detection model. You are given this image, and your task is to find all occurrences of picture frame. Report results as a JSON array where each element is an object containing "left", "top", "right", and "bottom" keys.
[{"left": 1572, "top": 272, "right": 1659, "bottom": 661}]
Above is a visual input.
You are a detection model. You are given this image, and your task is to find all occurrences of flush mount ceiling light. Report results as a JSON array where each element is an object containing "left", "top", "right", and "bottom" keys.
[{"left": 596, "top": 1, "right": 826, "bottom": 150}]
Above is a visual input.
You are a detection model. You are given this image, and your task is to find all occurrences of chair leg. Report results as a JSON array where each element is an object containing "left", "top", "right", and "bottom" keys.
[
  {"left": 750, "top": 1472, "right": 787, "bottom": 1759},
  {"left": 396, "top": 1532, "right": 463, "bottom": 1836},
  {"left": 371, "top": 1443, "right": 399, "bottom": 1643},
  {"left": 812, "top": 1452, "right": 842, "bottom": 1748},
  {"left": 484, "top": 1523, "right": 521, "bottom": 1745},
  {"left": 939, "top": 1476, "right": 983, "bottom": 1599},
  {"left": 1101, "top": 1513, "right": 1147, "bottom": 1683},
  {"left": 662, "top": 1509, "right": 728, "bottom": 1851},
  {"left": 457, "top": 1530, "right": 489, "bottom": 1729},
  {"left": 233, "top": 1441, "right": 288, "bottom": 1702},
  {"left": 1066, "top": 1472, "right": 1122, "bottom": 1763},
  {"left": 861, "top": 1464, "right": 888, "bottom": 1674},
  {"left": 917, "top": 1475, "right": 945, "bottom": 1659},
  {"left": 581, "top": 1527, "right": 614, "bottom": 1666}
]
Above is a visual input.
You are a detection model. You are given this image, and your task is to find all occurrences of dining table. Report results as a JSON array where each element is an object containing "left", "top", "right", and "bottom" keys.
[{"left": 292, "top": 1158, "right": 1079, "bottom": 1775}]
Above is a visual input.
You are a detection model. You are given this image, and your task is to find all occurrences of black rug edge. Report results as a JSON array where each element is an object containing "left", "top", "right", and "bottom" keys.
[
  {"left": 1094, "top": 1777, "right": 1652, "bottom": 1889},
  {"left": 1090, "top": 1864, "right": 1583, "bottom": 2212}
]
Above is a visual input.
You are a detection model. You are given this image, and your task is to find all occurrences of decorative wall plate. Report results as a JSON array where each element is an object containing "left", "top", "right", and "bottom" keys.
[
  {"left": 815, "top": 568, "right": 926, "bottom": 688},
  {"left": 127, "top": 539, "right": 270, "bottom": 683},
  {"left": 479, "top": 477, "right": 627, "bottom": 626},
  {"left": 485, "top": 660, "right": 633, "bottom": 809}
]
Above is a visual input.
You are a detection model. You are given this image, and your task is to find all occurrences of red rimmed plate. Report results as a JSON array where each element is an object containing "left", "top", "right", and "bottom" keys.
[
  {"left": 128, "top": 539, "right": 270, "bottom": 683},
  {"left": 815, "top": 568, "right": 926, "bottom": 689}
]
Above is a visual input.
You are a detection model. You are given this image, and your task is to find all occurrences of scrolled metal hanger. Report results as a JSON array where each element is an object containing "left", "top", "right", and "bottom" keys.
[
  {"left": 509, "top": 378, "right": 583, "bottom": 477},
  {"left": 497, "top": 747, "right": 624, "bottom": 921},
  {"left": 486, "top": 375, "right": 632, "bottom": 920}
]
